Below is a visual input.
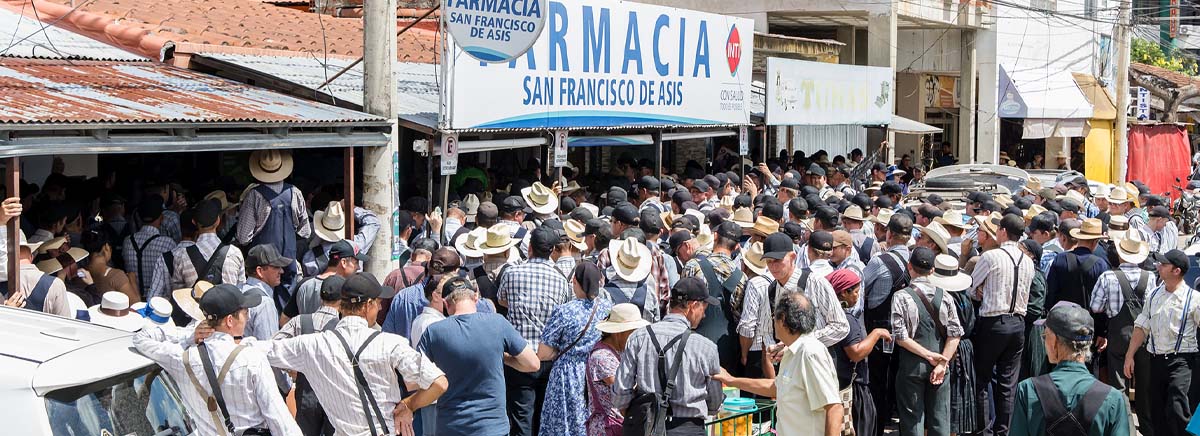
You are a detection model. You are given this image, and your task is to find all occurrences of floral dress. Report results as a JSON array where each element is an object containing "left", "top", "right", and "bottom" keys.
[
  {"left": 586, "top": 341, "right": 623, "bottom": 436},
  {"left": 539, "top": 298, "right": 611, "bottom": 436}
]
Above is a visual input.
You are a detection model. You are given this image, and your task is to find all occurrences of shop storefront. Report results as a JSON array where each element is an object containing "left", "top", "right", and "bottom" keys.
[
  {"left": 997, "top": 66, "right": 1094, "bottom": 170},
  {"left": 1072, "top": 72, "right": 1119, "bottom": 184}
]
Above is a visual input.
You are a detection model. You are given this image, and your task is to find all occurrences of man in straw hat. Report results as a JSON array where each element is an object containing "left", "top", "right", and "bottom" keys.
[
  {"left": 1124, "top": 249, "right": 1200, "bottom": 436},
  {"left": 965, "top": 213, "right": 1035, "bottom": 436},
  {"left": 133, "top": 283, "right": 302, "bottom": 435},
  {"left": 236, "top": 149, "right": 310, "bottom": 262},
  {"left": 605, "top": 237, "right": 659, "bottom": 323},
  {"left": 1046, "top": 218, "right": 1111, "bottom": 310},
  {"left": 1106, "top": 186, "right": 1152, "bottom": 244},
  {"left": 170, "top": 199, "right": 245, "bottom": 293},
  {"left": 303, "top": 200, "right": 381, "bottom": 277},
  {"left": 915, "top": 221, "right": 952, "bottom": 256},
  {"left": 934, "top": 209, "right": 972, "bottom": 260},
  {"left": 682, "top": 221, "right": 749, "bottom": 373},
  {"left": 890, "top": 247, "right": 964, "bottom": 436},
  {"left": 1088, "top": 231, "right": 1156, "bottom": 435},
  {"left": 1, "top": 230, "right": 71, "bottom": 317},
  {"left": 736, "top": 240, "right": 776, "bottom": 379},
  {"left": 842, "top": 205, "right": 877, "bottom": 263}
]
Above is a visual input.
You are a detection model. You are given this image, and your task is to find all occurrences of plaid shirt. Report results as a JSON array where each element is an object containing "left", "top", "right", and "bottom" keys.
[
  {"left": 1090, "top": 264, "right": 1159, "bottom": 318},
  {"left": 602, "top": 267, "right": 661, "bottom": 322},
  {"left": 235, "top": 182, "right": 311, "bottom": 246},
  {"left": 682, "top": 251, "right": 748, "bottom": 316},
  {"left": 170, "top": 232, "right": 246, "bottom": 290},
  {"left": 496, "top": 257, "right": 572, "bottom": 352},
  {"left": 122, "top": 225, "right": 178, "bottom": 299}
]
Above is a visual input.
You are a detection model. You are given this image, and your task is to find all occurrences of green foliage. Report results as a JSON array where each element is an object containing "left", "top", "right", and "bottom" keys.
[{"left": 1132, "top": 38, "right": 1199, "bottom": 75}]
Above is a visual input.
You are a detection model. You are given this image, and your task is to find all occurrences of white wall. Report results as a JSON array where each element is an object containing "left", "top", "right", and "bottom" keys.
[
  {"left": 994, "top": 0, "right": 1117, "bottom": 84},
  {"left": 897, "top": 29, "right": 963, "bottom": 72}
]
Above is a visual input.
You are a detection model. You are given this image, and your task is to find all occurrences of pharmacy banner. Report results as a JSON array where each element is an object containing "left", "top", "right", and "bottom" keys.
[
  {"left": 765, "top": 57, "right": 893, "bottom": 126},
  {"left": 443, "top": 0, "right": 753, "bottom": 130}
]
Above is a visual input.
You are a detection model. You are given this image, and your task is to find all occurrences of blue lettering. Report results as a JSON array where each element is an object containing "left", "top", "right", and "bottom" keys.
[
  {"left": 693, "top": 20, "right": 710, "bottom": 78},
  {"left": 527, "top": 0, "right": 540, "bottom": 18},
  {"left": 549, "top": 2, "right": 569, "bottom": 71},
  {"left": 652, "top": 14, "right": 670, "bottom": 77},
  {"left": 582, "top": 6, "right": 611, "bottom": 73},
  {"left": 677, "top": 18, "right": 686, "bottom": 77},
  {"left": 622, "top": 11, "right": 643, "bottom": 75},
  {"left": 523, "top": 76, "right": 531, "bottom": 104}
]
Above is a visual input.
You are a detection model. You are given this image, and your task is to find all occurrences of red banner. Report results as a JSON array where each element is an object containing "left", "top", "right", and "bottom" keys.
[{"left": 1127, "top": 124, "right": 1191, "bottom": 201}]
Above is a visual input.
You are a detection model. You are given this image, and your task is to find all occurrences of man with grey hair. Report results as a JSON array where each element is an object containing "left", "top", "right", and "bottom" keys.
[
  {"left": 716, "top": 292, "right": 843, "bottom": 435},
  {"left": 1010, "top": 302, "right": 1131, "bottom": 436}
]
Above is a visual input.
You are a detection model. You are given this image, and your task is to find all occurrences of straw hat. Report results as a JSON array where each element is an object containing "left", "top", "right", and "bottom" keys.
[
  {"left": 580, "top": 202, "right": 600, "bottom": 218},
  {"left": 16, "top": 230, "right": 43, "bottom": 253},
  {"left": 249, "top": 149, "right": 294, "bottom": 183},
  {"left": 843, "top": 205, "right": 870, "bottom": 222},
  {"left": 918, "top": 221, "right": 952, "bottom": 255},
  {"left": 1092, "top": 183, "right": 1111, "bottom": 199},
  {"left": 563, "top": 219, "right": 588, "bottom": 251},
  {"left": 1025, "top": 177, "right": 1044, "bottom": 193},
  {"left": 1115, "top": 230, "right": 1150, "bottom": 264},
  {"left": 173, "top": 280, "right": 214, "bottom": 321},
  {"left": 749, "top": 217, "right": 780, "bottom": 238},
  {"left": 660, "top": 210, "right": 676, "bottom": 229},
  {"left": 1069, "top": 218, "right": 1108, "bottom": 240},
  {"left": 864, "top": 181, "right": 883, "bottom": 194},
  {"left": 719, "top": 195, "right": 736, "bottom": 212},
  {"left": 609, "top": 237, "right": 653, "bottom": 282},
  {"left": 478, "top": 224, "right": 520, "bottom": 255},
  {"left": 872, "top": 209, "right": 895, "bottom": 226},
  {"left": 929, "top": 255, "right": 971, "bottom": 292},
  {"left": 731, "top": 207, "right": 755, "bottom": 228},
  {"left": 521, "top": 182, "right": 560, "bottom": 215},
  {"left": 684, "top": 209, "right": 707, "bottom": 224},
  {"left": 1108, "top": 215, "right": 1130, "bottom": 241},
  {"left": 454, "top": 227, "right": 488, "bottom": 258},
  {"left": 87, "top": 292, "right": 145, "bottom": 332},
  {"left": 313, "top": 201, "right": 347, "bottom": 243},
  {"left": 974, "top": 212, "right": 1001, "bottom": 239},
  {"left": 695, "top": 225, "right": 714, "bottom": 250},
  {"left": 935, "top": 209, "right": 971, "bottom": 230},
  {"left": 994, "top": 194, "right": 1014, "bottom": 208},
  {"left": 1105, "top": 186, "right": 1133, "bottom": 205},
  {"left": 35, "top": 236, "right": 68, "bottom": 256},
  {"left": 463, "top": 194, "right": 481, "bottom": 223},
  {"left": 1058, "top": 189, "right": 1088, "bottom": 206},
  {"left": 742, "top": 241, "right": 769, "bottom": 276},
  {"left": 1023, "top": 204, "right": 1048, "bottom": 222},
  {"left": 596, "top": 303, "right": 651, "bottom": 333},
  {"left": 36, "top": 247, "right": 88, "bottom": 274},
  {"left": 561, "top": 180, "right": 584, "bottom": 193},
  {"left": 204, "top": 190, "right": 239, "bottom": 212},
  {"left": 1056, "top": 150, "right": 1069, "bottom": 160}
]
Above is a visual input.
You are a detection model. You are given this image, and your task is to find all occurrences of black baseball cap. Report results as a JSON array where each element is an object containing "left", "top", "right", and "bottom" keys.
[
  {"left": 871, "top": 162, "right": 888, "bottom": 172},
  {"left": 319, "top": 275, "right": 346, "bottom": 301},
  {"left": 909, "top": 246, "right": 935, "bottom": 271},
  {"left": 762, "top": 233, "right": 794, "bottom": 260},
  {"left": 779, "top": 178, "right": 800, "bottom": 191},
  {"left": 341, "top": 272, "right": 398, "bottom": 303},
  {"left": 329, "top": 240, "right": 369, "bottom": 263},
  {"left": 1027, "top": 214, "right": 1057, "bottom": 234},
  {"left": 715, "top": 221, "right": 743, "bottom": 241},
  {"left": 569, "top": 206, "right": 594, "bottom": 222},
  {"left": 607, "top": 187, "right": 629, "bottom": 204},
  {"left": 1035, "top": 301, "right": 1094, "bottom": 342},
  {"left": 500, "top": 196, "right": 530, "bottom": 214},
  {"left": 805, "top": 163, "right": 826, "bottom": 177},
  {"left": 671, "top": 190, "right": 693, "bottom": 206},
  {"left": 1152, "top": 249, "right": 1190, "bottom": 274},
  {"left": 782, "top": 222, "right": 806, "bottom": 240},
  {"left": 671, "top": 277, "right": 720, "bottom": 305},
  {"left": 1149, "top": 205, "right": 1171, "bottom": 218},
  {"left": 199, "top": 284, "right": 262, "bottom": 320},
  {"left": 693, "top": 180, "right": 711, "bottom": 193},
  {"left": 668, "top": 230, "right": 693, "bottom": 254},
  {"left": 809, "top": 230, "right": 834, "bottom": 251},
  {"left": 887, "top": 213, "right": 914, "bottom": 236},
  {"left": 1060, "top": 198, "right": 1082, "bottom": 213},
  {"left": 530, "top": 225, "right": 560, "bottom": 252},
  {"left": 637, "top": 175, "right": 661, "bottom": 192},
  {"left": 582, "top": 218, "right": 607, "bottom": 237},
  {"left": 192, "top": 199, "right": 221, "bottom": 228},
  {"left": 612, "top": 205, "right": 640, "bottom": 225},
  {"left": 661, "top": 178, "right": 676, "bottom": 192},
  {"left": 247, "top": 245, "right": 293, "bottom": 270}
]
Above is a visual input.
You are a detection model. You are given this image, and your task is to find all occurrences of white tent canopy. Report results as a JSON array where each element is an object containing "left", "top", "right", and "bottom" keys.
[{"left": 889, "top": 115, "right": 942, "bottom": 135}]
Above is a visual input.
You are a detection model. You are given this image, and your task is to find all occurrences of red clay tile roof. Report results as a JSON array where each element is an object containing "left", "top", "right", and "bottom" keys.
[
  {"left": 1131, "top": 62, "right": 1200, "bottom": 89},
  {"left": 8, "top": 0, "right": 439, "bottom": 63}
]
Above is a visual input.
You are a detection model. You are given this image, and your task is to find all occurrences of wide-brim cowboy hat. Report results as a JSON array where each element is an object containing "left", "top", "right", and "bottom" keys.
[
  {"left": 172, "top": 280, "right": 215, "bottom": 322},
  {"left": 748, "top": 217, "right": 780, "bottom": 238},
  {"left": 478, "top": 225, "right": 520, "bottom": 255},
  {"left": 454, "top": 227, "right": 488, "bottom": 258},
  {"left": 1069, "top": 218, "right": 1108, "bottom": 240},
  {"left": 842, "top": 206, "right": 870, "bottom": 222},
  {"left": 935, "top": 210, "right": 972, "bottom": 230},
  {"left": 312, "top": 201, "right": 347, "bottom": 243},
  {"left": 521, "top": 182, "right": 560, "bottom": 215},
  {"left": 742, "top": 241, "right": 770, "bottom": 277},
  {"left": 731, "top": 207, "right": 755, "bottom": 228},
  {"left": 596, "top": 303, "right": 651, "bottom": 333},
  {"left": 249, "top": 149, "right": 294, "bottom": 184},
  {"left": 609, "top": 238, "right": 653, "bottom": 282},
  {"left": 1116, "top": 233, "right": 1150, "bottom": 265},
  {"left": 36, "top": 247, "right": 88, "bottom": 274},
  {"left": 928, "top": 254, "right": 971, "bottom": 292},
  {"left": 563, "top": 219, "right": 589, "bottom": 251},
  {"left": 917, "top": 222, "right": 951, "bottom": 255}
]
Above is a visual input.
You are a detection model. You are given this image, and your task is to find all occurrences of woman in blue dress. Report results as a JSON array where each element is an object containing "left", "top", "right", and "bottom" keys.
[{"left": 537, "top": 262, "right": 612, "bottom": 435}]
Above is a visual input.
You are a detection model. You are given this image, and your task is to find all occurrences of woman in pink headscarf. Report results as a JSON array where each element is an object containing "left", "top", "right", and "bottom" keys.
[{"left": 826, "top": 268, "right": 892, "bottom": 436}]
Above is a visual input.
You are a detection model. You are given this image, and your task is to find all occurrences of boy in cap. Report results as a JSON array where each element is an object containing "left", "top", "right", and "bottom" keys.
[
  {"left": 636, "top": 175, "right": 670, "bottom": 214},
  {"left": 1011, "top": 302, "right": 1130, "bottom": 436},
  {"left": 283, "top": 240, "right": 364, "bottom": 322},
  {"left": 1149, "top": 205, "right": 1179, "bottom": 255},
  {"left": 240, "top": 245, "right": 291, "bottom": 340}
]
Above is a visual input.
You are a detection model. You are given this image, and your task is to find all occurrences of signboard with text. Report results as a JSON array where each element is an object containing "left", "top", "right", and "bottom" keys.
[
  {"left": 440, "top": 133, "right": 460, "bottom": 175},
  {"left": 765, "top": 57, "right": 894, "bottom": 126},
  {"left": 1136, "top": 87, "right": 1149, "bottom": 120},
  {"left": 443, "top": 0, "right": 753, "bottom": 130},
  {"left": 444, "top": 0, "right": 548, "bottom": 62},
  {"left": 553, "top": 130, "right": 569, "bottom": 167}
]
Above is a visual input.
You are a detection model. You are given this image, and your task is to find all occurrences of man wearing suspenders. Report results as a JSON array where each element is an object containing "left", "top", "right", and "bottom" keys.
[
  {"left": 133, "top": 284, "right": 301, "bottom": 436},
  {"left": 170, "top": 200, "right": 244, "bottom": 303},
  {"left": 123, "top": 195, "right": 178, "bottom": 300},
  {"left": 275, "top": 276, "right": 344, "bottom": 436},
  {"left": 237, "top": 150, "right": 310, "bottom": 311},
  {"left": 2, "top": 230, "right": 71, "bottom": 317},
  {"left": 1125, "top": 250, "right": 1200, "bottom": 436}
]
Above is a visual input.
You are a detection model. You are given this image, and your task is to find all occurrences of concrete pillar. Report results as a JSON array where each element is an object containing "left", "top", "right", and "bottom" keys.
[
  {"left": 868, "top": 3, "right": 898, "bottom": 164},
  {"left": 958, "top": 29, "right": 977, "bottom": 164},
  {"left": 836, "top": 27, "right": 857, "bottom": 65},
  {"left": 975, "top": 26, "right": 1000, "bottom": 165},
  {"left": 362, "top": 0, "right": 399, "bottom": 278},
  {"left": 742, "top": 12, "right": 768, "bottom": 33}
]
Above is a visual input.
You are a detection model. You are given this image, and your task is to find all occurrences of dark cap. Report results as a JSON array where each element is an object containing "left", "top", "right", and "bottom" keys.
[
  {"left": 814, "top": 206, "right": 840, "bottom": 225},
  {"left": 199, "top": 284, "right": 262, "bottom": 320},
  {"left": 582, "top": 218, "right": 607, "bottom": 237},
  {"left": 1145, "top": 195, "right": 1168, "bottom": 208},
  {"left": 612, "top": 205, "right": 640, "bottom": 225},
  {"left": 968, "top": 192, "right": 994, "bottom": 204},
  {"left": 1035, "top": 301, "right": 1095, "bottom": 342},
  {"left": 782, "top": 222, "right": 806, "bottom": 240},
  {"left": 909, "top": 246, "right": 935, "bottom": 271},
  {"left": 329, "top": 240, "right": 369, "bottom": 263},
  {"left": 703, "top": 175, "right": 721, "bottom": 189},
  {"left": 880, "top": 181, "right": 902, "bottom": 196},
  {"left": 319, "top": 275, "right": 346, "bottom": 301},
  {"left": 341, "top": 272, "right": 398, "bottom": 303},
  {"left": 762, "top": 233, "right": 794, "bottom": 260},
  {"left": 805, "top": 163, "right": 826, "bottom": 177},
  {"left": 668, "top": 230, "right": 694, "bottom": 254},
  {"left": 715, "top": 221, "right": 743, "bottom": 241},
  {"left": 192, "top": 199, "right": 221, "bottom": 228},
  {"left": 809, "top": 230, "right": 834, "bottom": 251},
  {"left": 637, "top": 175, "right": 661, "bottom": 192},
  {"left": 671, "top": 190, "right": 693, "bottom": 206},
  {"left": 569, "top": 206, "right": 594, "bottom": 222},
  {"left": 1149, "top": 205, "right": 1171, "bottom": 218},
  {"left": 607, "top": 187, "right": 628, "bottom": 204},
  {"left": 779, "top": 178, "right": 800, "bottom": 191},
  {"left": 530, "top": 225, "right": 560, "bottom": 252},
  {"left": 1028, "top": 214, "right": 1057, "bottom": 233},
  {"left": 661, "top": 178, "right": 676, "bottom": 192},
  {"left": 871, "top": 162, "right": 888, "bottom": 172},
  {"left": 138, "top": 195, "right": 165, "bottom": 223},
  {"left": 1059, "top": 198, "right": 1082, "bottom": 213},
  {"left": 980, "top": 201, "right": 1002, "bottom": 213},
  {"left": 1152, "top": 249, "right": 1191, "bottom": 274},
  {"left": 693, "top": 180, "right": 711, "bottom": 193},
  {"left": 671, "top": 277, "right": 720, "bottom": 305},
  {"left": 887, "top": 214, "right": 914, "bottom": 237},
  {"left": 500, "top": 196, "right": 529, "bottom": 214},
  {"left": 247, "top": 245, "right": 293, "bottom": 270}
]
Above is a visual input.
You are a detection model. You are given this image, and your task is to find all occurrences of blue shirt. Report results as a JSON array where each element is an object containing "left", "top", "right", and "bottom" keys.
[
  {"left": 418, "top": 312, "right": 527, "bottom": 436},
  {"left": 1045, "top": 247, "right": 1110, "bottom": 309},
  {"left": 382, "top": 280, "right": 495, "bottom": 339}
]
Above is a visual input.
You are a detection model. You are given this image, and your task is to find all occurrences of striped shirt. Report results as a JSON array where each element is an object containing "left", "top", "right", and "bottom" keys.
[
  {"left": 968, "top": 241, "right": 1035, "bottom": 317},
  {"left": 170, "top": 232, "right": 246, "bottom": 290},
  {"left": 496, "top": 258, "right": 572, "bottom": 352},
  {"left": 736, "top": 275, "right": 772, "bottom": 351},
  {"left": 757, "top": 266, "right": 849, "bottom": 348},
  {"left": 1152, "top": 221, "right": 1180, "bottom": 254},
  {"left": 252, "top": 316, "right": 446, "bottom": 435},
  {"left": 1134, "top": 284, "right": 1200, "bottom": 354},
  {"left": 132, "top": 328, "right": 301, "bottom": 436},
  {"left": 1089, "top": 264, "right": 1158, "bottom": 318},
  {"left": 890, "top": 277, "right": 964, "bottom": 341},
  {"left": 275, "top": 306, "right": 340, "bottom": 339}
]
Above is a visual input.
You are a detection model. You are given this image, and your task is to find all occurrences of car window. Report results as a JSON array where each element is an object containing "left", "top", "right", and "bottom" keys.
[{"left": 45, "top": 367, "right": 194, "bottom": 436}]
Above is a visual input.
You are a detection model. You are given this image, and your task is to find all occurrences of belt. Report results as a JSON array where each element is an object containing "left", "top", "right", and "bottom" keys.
[
  {"left": 979, "top": 313, "right": 1025, "bottom": 319},
  {"left": 1150, "top": 351, "right": 1198, "bottom": 359},
  {"left": 242, "top": 428, "right": 272, "bottom": 436}
]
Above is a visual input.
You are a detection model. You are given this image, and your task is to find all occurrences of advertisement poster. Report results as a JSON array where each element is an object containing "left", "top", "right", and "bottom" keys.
[{"left": 765, "top": 57, "right": 893, "bottom": 126}]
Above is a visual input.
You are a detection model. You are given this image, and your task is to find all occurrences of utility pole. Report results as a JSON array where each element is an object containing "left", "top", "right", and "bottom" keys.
[
  {"left": 1115, "top": 0, "right": 1132, "bottom": 183},
  {"left": 363, "top": 0, "right": 399, "bottom": 278}
]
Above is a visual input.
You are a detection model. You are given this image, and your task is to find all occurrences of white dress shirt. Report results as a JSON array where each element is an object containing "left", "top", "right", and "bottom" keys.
[
  {"left": 757, "top": 267, "right": 849, "bottom": 348},
  {"left": 1135, "top": 283, "right": 1200, "bottom": 355},
  {"left": 249, "top": 316, "right": 446, "bottom": 436},
  {"left": 132, "top": 327, "right": 301, "bottom": 436},
  {"left": 775, "top": 334, "right": 841, "bottom": 435}
]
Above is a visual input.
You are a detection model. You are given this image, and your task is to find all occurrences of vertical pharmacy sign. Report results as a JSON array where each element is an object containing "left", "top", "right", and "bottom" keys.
[{"left": 445, "top": 0, "right": 549, "bottom": 62}]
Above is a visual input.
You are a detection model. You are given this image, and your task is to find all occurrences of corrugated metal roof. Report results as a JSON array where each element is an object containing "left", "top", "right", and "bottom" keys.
[
  {"left": 0, "top": 58, "right": 388, "bottom": 125},
  {"left": 200, "top": 52, "right": 440, "bottom": 128},
  {"left": 0, "top": 6, "right": 145, "bottom": 61}
]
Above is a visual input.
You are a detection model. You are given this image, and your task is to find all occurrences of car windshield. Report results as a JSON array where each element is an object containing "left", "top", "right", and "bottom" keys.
[{"left": 45, "top": 366, "right": 195, "bottom": 436}]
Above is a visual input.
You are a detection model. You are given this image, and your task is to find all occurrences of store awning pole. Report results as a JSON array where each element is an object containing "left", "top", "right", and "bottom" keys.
[
  {"left": 6, "top": 157, "right": 19, "bottom": 295},
  {"left": 654, "top": 131, "right": 663, "bottom": 182},
  {"left": 426, "top": 135, "right": 435, "bottom": 204},
  {"left": 344, "top": 147, "right": 356, "bottom": 238},
  {"left": 441, "top": 175, "right": 450, "bottom": 215}
]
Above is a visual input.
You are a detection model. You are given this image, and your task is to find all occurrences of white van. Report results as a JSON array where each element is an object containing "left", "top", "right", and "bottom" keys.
[{"left": 0, "top": 305, "right": 195, "bottom": 435}]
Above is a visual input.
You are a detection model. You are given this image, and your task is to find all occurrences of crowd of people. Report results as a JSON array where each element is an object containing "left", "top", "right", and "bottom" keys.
[{"left": 2, "top": 146, "right": 1198, "bottom": 436}]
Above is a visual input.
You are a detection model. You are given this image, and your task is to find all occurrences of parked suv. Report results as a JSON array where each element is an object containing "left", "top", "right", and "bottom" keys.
[
  {"left": 0, "top": 306, "right": 195, "bottom": 435},
  {"left": 907, "top": 164, "right": 1030, "bottom": 203}
]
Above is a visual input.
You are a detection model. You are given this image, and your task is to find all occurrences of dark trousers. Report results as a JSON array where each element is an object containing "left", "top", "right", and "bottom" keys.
[
  {"left": 852, "top": 382, "right": 878, "bottom": 436},
  {"left": 1108, "top": 346, "right": 1155, "bottom": 436},
  {"left": 895, "top": 370, "right": 950, "bottom": 436},
  {"left": 665, "top": 417, "right": 706, "bottom": 435},
  {"left": 295, "top": 377, "right": 333, "bottom": 436},
  {"left": 505, "top": 364, "right": 551, "bottom": 436},
  {"left": 1149, "top": 353, "right": 1200, "bottom": 436},
  {"left": 971, "top": 315, "right": 1024, "bottom": 436},
  {"left": 868, "top": 348, "right": 898, "bottom": 436}
]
